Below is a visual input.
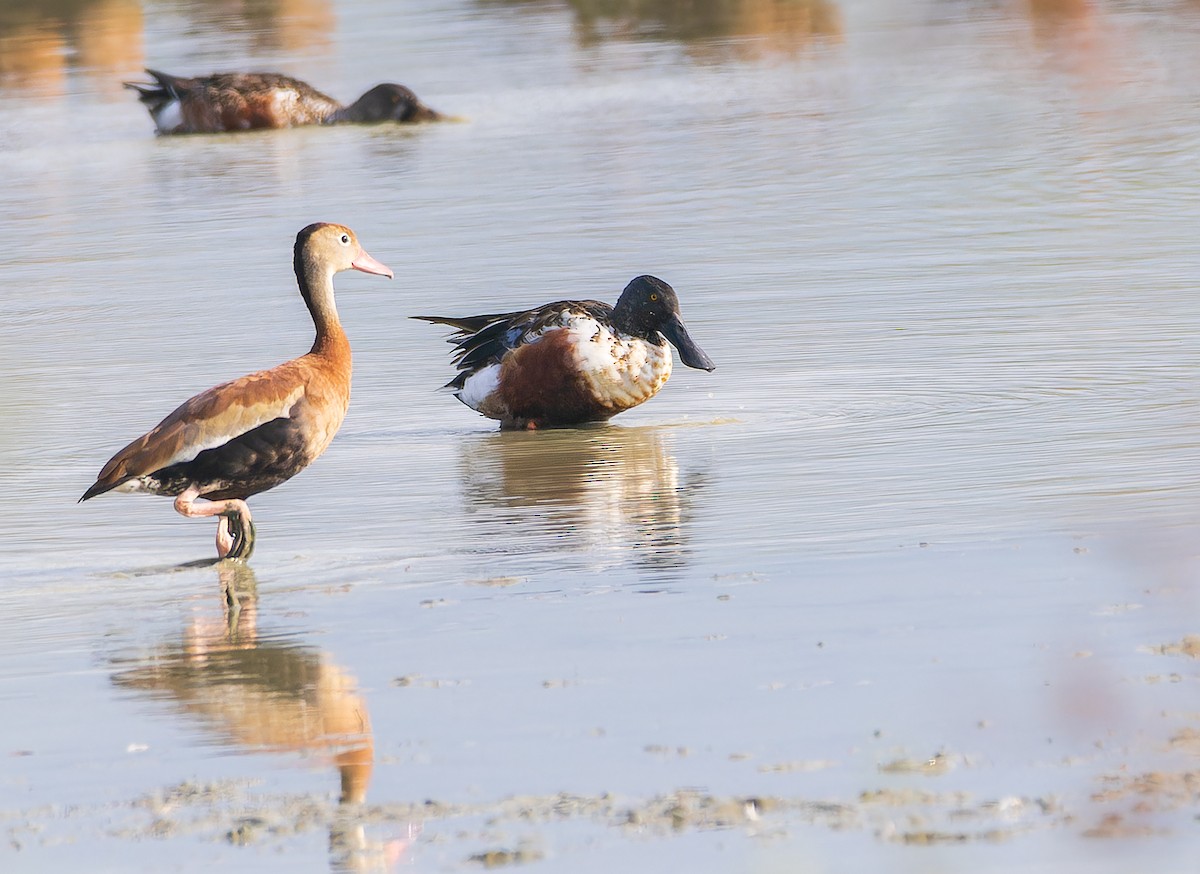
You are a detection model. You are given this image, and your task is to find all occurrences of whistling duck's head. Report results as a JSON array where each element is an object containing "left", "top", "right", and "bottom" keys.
[
  {"left": 295, "top": 223, "right": 394, "bottom": 279},
  {"left": 614, "top": 275, "right": 716, "bottom": 372},
  {"left": 350, "top": 83, "right": 444, "bottom": 123}
]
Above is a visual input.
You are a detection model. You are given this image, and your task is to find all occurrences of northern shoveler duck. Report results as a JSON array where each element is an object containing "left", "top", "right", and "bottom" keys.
[
  {"left": 80, "top": 223, "right": 393, "bottom": 559},
  {"left": 414, "top": 275, "right": 716, "bottom": 430},
  {"left": 125, "top": 69, "right": 445, "bottom": 135}
]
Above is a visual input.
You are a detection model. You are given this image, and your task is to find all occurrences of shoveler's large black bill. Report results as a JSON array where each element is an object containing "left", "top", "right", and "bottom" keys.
[{"left": 660, "top": 313, "right": 716, "bottom": 372}]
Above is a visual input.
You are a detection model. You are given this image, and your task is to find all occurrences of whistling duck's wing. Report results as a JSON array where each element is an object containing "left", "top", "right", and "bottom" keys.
[
  {"left": 413, "top": 300, "right": 613, "bottom": 389},
  {"left": 81, "top": 367, "right": 308, "bottom": 501}
]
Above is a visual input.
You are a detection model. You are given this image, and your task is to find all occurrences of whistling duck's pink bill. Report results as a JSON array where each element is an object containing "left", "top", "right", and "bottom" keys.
[{"left": 352, "top": 251, "right": 393, "bottom": 279}]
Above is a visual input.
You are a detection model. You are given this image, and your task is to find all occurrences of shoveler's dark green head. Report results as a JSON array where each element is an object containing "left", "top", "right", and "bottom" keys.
[
  {"left": 344, "top": 83, "right": 444, "bottom": 123},
  {"left": 613, "top": 275, "right": 716, "bottom": 372}
]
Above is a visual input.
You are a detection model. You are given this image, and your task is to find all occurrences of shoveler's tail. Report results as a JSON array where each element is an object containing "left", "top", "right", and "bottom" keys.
[
  {"left": 123, "top": 69, "right": 190, "bottom": 111},
  {"left": 412, "top": 312, "right": 531, "bottom": 389},
  {"left": 410, "top": 313, "right": 509, "bottom": 334}
]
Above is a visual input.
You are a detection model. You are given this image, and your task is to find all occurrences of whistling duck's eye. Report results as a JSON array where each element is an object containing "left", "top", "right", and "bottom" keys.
[{"left": 340, "top": 233, "right": 350, "bottom": 245}]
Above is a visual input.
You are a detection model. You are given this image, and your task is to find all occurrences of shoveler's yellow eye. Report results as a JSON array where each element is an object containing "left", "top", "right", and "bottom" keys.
[{"left": 649, "top": 294, "right": 658, "bottom": 301}]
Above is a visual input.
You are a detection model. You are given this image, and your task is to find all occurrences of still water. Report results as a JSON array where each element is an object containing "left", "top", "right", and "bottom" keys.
[{"left": 1, "top": 0, "right": 1199, "bottom": 871}]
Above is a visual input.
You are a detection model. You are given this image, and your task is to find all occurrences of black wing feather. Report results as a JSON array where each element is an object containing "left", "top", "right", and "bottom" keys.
[
  {"left": 123, "top": 69, "right": 193, "bottom": 112},
  {"left": 413, "top": 300, "right": 614, "bottom": 389}
]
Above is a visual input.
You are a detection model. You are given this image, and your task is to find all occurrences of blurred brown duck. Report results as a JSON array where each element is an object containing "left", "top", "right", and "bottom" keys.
[
  {"left": 80, "top": 223, "right": 393, "bottom": 559},
  {"left": 125, "top": 69, "right": 446, "bottom": 135}
]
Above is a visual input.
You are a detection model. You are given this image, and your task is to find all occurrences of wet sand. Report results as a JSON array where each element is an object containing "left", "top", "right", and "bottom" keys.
[{"left": 4, "top": 530, "right": 1199, "bottom": 871}]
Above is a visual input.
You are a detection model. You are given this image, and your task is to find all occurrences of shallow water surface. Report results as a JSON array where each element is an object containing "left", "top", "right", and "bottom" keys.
[{"left": 1, "top": 0, "right": 1199, "bottom": 871}]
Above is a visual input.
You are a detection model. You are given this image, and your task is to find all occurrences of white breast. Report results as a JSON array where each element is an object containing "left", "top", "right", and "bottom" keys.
[{"left": 560, "top": 315, "right": 672, "bottom": 411}]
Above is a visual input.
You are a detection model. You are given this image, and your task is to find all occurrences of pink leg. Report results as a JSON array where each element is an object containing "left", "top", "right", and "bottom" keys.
[
  {"left": 215, "top": 516, "right": 234, "bottom": 557},
  {"left": 174, "top": 485, "right": 254, "bottom": 559}
]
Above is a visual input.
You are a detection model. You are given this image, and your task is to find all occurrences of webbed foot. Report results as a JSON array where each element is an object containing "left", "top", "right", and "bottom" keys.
[{"left": 224, "top": 514, "right": 257, "bottom": 561}]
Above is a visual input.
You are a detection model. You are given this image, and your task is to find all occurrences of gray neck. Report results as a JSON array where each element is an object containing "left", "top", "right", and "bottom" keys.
[{"left": 298, "top": 260, "right": 342, "bottom": 351}]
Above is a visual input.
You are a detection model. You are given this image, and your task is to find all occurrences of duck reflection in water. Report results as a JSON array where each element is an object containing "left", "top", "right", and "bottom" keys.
[
  {"left": 0, "top": 0, "right": 143, "bottom": 95},
  {"left": 110, "top": 564, "right": 409, "bottom": 872},
  {"left": 0, "top": 0, "right": 337, "bottom": 96},
  {"left": 497, "top": 0, "right": 841, "bottom": 54},
  {"left": 458, "top": 426, "right": 707, "bottom": 575}
]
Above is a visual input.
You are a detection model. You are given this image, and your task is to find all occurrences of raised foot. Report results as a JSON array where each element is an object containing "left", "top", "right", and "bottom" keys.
[
  {"left": 175, "top": 487, "right": 255, "bottom": 561},
  {"left": 224, "top": 515, "right": 257, "bottom": 561}
]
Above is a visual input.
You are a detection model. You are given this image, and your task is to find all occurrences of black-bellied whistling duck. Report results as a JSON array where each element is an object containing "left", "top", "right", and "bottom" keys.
[
  {"left": 80, "top": 223, "right": 392, "bottom": 559},
  {"left": 413, "top": 275, "right": 716, "bottom": 430},
  {"left": 125, "top": 70, "right": 446, "bottom": 135}
]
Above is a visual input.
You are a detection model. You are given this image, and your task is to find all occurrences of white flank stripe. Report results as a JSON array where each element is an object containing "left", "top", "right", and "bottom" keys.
[
  {"left": 457, "top": 364, "right": 500, "bottom": 411},
  {"left": 113, "top": 479, "right": 154, "bottom": 495},
  {"left": 154, "top": 100, "right": 183, "bottom": 134}
]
